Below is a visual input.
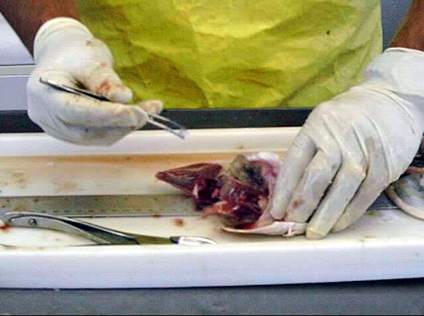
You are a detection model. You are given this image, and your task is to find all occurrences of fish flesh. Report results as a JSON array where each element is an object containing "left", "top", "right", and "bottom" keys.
[{"left": 156, "top": 152, "right": 306, "bottom": 237}]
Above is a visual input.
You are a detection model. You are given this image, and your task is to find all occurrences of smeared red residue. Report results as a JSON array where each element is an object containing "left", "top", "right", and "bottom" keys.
[
  {"left": 174, "top": 219, "right": 185, "bottom": 227},
  {"left": 0, "top": 224, "right": 10, "bottom": 233},
  {"left": 292, "top": 198, "right": 304, "bottom": 209},
  {"left": 153, "top": 215, "right": 162, "bottom": 219},
  {"left": 96, "top": 81, "right": 113, "bottom": 95},
  {"left": 240, "top": 223, "right": 257, "bottom": 230}
]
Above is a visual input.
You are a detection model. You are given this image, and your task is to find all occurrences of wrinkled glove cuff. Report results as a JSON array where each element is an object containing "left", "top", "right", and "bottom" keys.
[
  {"left": 34, "top": 18, "right": 93, "bottom": 64},
  {"left": 365, "top": 48, "right": 424, "bottom": 98},
  {"left": 361, "top": 48, "right": 424, "bottom": 135}
]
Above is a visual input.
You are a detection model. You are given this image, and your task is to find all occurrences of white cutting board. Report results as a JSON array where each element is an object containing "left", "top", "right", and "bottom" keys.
[{"left": 1, "top": 128, "right": 424, "bottom": 289}]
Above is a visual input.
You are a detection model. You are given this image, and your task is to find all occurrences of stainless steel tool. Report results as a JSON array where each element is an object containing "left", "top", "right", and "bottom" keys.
[
  {"left": 0, "top": 192, "right": 399, "bottom": 219},
  {"left": 0, "top": 211, "right": 216, "bottom": 246},
  {"left": 0, "top": 194, "right": 199, "bottom": 218},
  {"left": 39, "top": 77, "right": 188, "bottom": 139}
]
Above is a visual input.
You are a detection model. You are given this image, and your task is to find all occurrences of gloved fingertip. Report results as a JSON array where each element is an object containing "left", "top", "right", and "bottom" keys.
[
  {"left": 306, "top": 228, "right": 326, "bottom": 240},
  {"left": 268, "top": 197, "right": 288, "bottom": 221},
  {"left": 137, "top": 100, "right": 164, "bottom": 115},
  {"left": 102, "top": 84, "right": 133, "bottom": 104},
  {"left": 128, "top": 105, "right": 150, "bottom": 128},
  {"left": 269, "top": 211, "right": 282, "bottom": 222},
  {"left": 331, "top": 220, "right": 348, "bottom": 233}
]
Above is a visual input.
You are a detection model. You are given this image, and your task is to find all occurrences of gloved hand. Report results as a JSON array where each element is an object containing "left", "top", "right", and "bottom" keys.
[
  {"left": 268, "top": 48, "right": 424, "bottom": 239},
  {"left": 28, "top": 18, "right": 162, "bottom": 146}
]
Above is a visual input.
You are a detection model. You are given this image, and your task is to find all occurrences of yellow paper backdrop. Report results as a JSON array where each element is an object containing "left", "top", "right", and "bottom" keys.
[{"left": 79, "top": 0, "right": 382, "bottom": 109}]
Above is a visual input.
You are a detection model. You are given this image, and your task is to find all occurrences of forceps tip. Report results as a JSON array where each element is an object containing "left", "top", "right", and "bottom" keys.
[
  {"left": 39, "top": 77, "right": 189, "bottom": 139},
  {"left": 173, "top": 236, "right": 217, "bottom": 246}
]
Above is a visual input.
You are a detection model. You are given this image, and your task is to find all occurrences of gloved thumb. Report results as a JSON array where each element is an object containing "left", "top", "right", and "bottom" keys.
[{"left": 81, "top": 64, "right": 133, "bottom": 104}]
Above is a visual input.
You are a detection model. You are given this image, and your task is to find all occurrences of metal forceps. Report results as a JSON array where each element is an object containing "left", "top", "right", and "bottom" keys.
[
  {"left": 39, "top": 77, "right": 188, "bottom": 139},
  {"left": 0, "top": 211, "right": 216, "bottom": 247}
]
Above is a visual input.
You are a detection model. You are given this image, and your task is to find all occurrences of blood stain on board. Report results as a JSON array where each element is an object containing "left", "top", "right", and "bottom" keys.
[
  {"left": 54, "top": 181, "right": 78, "bottom": 193},
  {"left": 14, "top": 205, "right": 28, "bottom": 212},
  {"left": 174, "top": 219, "right": 185, "bottom": 227},
  {"left": 0, "top": 224, "right": 10, "bottom": 233}
]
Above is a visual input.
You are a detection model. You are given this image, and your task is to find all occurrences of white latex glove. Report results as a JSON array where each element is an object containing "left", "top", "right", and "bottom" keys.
[
  {"left": 28, "top": 18, "right": 162, "bottom": 146},
  {"left": 269, "top": 48, "right": 424, "bottom": 239}
]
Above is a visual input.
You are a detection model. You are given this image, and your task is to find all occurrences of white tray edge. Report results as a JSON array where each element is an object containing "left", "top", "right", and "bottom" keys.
[{"left": 0, "top": 128, "right": 300, "bottom": 156}]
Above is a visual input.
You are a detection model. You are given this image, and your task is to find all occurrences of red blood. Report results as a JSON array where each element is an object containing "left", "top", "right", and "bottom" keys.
[
  {"left": 156, "top": 163, "right": 268, "bottom": 229},
  {"left": 97, "top": 81, "right": 112, "bottom": 93},
  {"left": 291, "top": 198, "right": 305, "bottom": 209},
  {"left": 0, "top": 224, "right": 10, "bottom": 233}
]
